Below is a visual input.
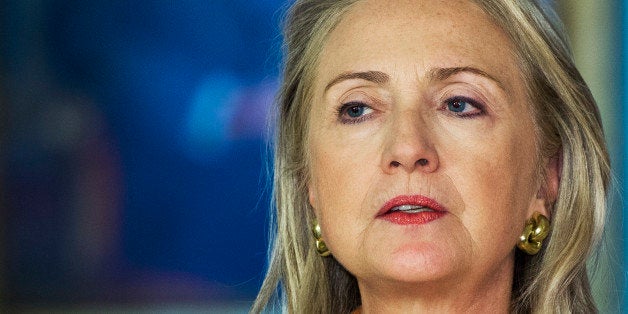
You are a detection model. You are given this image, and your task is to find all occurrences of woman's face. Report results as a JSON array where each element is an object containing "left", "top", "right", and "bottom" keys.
[{"left": 307, "top": 0, "right": 554, "bottom": 292}]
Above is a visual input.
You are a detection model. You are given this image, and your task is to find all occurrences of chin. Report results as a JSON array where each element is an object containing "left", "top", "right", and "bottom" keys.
[{"left": 373, "top": 242, "right": 464, "bottom": 284}]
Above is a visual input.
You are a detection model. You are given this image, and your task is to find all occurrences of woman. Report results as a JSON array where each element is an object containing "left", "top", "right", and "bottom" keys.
[{"left": 253, "top": 0, "right": 610, "bottom": 313}]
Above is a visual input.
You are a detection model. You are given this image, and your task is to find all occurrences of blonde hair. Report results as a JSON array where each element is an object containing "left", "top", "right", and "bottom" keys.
[{"left": 252, "top": 0, "right": 610, "bottom": 313}]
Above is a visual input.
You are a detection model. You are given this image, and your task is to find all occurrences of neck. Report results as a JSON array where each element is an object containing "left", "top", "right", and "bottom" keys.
[{"left": 356, "top": 260, "right": 514, "bottom": 314}]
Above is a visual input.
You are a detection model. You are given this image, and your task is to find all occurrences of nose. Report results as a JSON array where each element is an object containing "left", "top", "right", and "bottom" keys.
[{"left": 381, "top": 111, "right": 439, "bottom": 174}]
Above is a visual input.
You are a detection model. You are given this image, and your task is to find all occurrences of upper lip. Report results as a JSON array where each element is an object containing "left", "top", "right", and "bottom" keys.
[{"left": 376, "top": 195, "right": 447, "bottom": 217}]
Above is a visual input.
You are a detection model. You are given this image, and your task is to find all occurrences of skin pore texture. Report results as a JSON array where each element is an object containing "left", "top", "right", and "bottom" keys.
[{"left": 306, "top": 0, "right": 557, "bottom": 313}]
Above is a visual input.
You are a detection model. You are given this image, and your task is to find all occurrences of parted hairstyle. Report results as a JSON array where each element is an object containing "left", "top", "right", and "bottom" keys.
[{"left": 252, "top": 0, "right": 610, "bottom": 313}]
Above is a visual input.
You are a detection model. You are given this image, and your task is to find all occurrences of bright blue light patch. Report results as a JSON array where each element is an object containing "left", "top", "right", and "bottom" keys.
[
  {"left": 229, "top": 79, "right": 277, "bottom": 141},
  {"left": 182, "top": 74, "right": 277, "bottom": 163},
  {"left": 182, "top": 72, "right": 241, "bottom": 161}
]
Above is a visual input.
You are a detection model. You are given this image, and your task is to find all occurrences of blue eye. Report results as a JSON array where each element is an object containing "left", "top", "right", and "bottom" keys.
[
  {"left": 337, "top": 101, "right": 374, "bottom": 124},
  {"left": 347, "top": 105, "right": 366, "bottom": 117},
  {"left": 447, "top": 99, "right": 468, "bottom": 113},
  {"left": 444, "top": 96, "right": 485, "bottom": 117}
]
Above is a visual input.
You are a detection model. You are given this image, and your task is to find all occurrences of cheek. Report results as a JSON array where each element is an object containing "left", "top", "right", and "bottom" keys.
[
  {"left": 309, "top": 139, "right": 376, "bottom": 213},
  {"left": 449, "top": 126, "right": 539, "bottom": 242},
  {"left": 308, "top": 111, "right": 382, "bottom": 206},
  {"left": 307, "top": 131, "right": 382, "bottom": 248}
]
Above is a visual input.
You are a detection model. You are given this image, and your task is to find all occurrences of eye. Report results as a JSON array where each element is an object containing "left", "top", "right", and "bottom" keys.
[
  {"left": 444, "top": 96, "right": 485, "bottom": 117},
  {"left": 337, "top": 101, "right": 374, "bottom": 124},
  {"left": 347, "top": 105, "right": 366, "bottom": 117},
  {"left": 447, "top": 99, "right": 468, "bottom": 112}
]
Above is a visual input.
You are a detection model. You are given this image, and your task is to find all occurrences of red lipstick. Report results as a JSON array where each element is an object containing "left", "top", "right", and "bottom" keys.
[{"left": 377, "top": 195, "right": 446, "bottom": 225}]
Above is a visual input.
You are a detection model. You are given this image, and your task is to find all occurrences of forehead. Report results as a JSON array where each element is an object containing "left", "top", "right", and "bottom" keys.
[{"left": 316, "top": 0, "right": 521, "bottom": 91}]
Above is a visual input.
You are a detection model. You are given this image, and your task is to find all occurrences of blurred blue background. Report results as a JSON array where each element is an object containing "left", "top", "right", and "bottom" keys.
[
  {"left": 1, "top": 0, "right": 625, "bottom": 312},
  {"left": 3, "top": 0, "right": 283, "bottom": 311}
]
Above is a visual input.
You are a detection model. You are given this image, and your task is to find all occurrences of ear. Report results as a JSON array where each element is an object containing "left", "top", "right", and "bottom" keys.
[{"left": 531, "top": 151, "right": 562, "bottom": 219}]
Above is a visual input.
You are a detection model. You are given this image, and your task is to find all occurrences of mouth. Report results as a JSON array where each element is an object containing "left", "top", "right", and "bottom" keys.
[
  {"left": 388, "top": 204, "right": 434, "bottom": 214},
  {"left": 377, "top": 195, "right": 447, "bottom": 225}
]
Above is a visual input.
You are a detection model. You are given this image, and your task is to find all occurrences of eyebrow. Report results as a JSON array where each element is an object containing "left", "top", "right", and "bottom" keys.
[
  {"left": 323, "top": 66, "right": 505, "bottom": 93},
  {"left": 324, "top": 71, "right": 390, "bottom": 92},
  {"left": 428, "top": 66, "right": 506, "bottom": 91}
]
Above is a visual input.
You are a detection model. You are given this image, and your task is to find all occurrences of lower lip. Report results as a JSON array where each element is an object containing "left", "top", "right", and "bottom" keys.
[{"left": 379, "top": 211, "right": 446, "bottom": 225}]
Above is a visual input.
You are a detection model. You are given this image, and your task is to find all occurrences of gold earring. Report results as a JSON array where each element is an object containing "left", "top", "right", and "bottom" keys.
[
  {"left": 312, "top": 220, "right": 331, "bottom": 257},
  {"left": 517, "top": 211, "right": 550, "bottom": 255}
]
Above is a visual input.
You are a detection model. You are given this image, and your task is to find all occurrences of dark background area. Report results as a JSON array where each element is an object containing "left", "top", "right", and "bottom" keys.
[{"left": 3, "top": 0, "right": 283, "bottom": 308}]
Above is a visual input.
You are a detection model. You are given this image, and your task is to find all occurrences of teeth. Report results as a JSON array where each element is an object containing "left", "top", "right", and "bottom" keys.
[{"left": 390, "top": 205, "right": 433, "bottom": 213}]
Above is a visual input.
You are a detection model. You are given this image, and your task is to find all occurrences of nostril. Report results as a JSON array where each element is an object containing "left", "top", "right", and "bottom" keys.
[
  {"left": 417, "top": 158, "right": 428, "bottom": 166},
  {"left": 391, "top": 161, "right": 401, "bottom": 167}
]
